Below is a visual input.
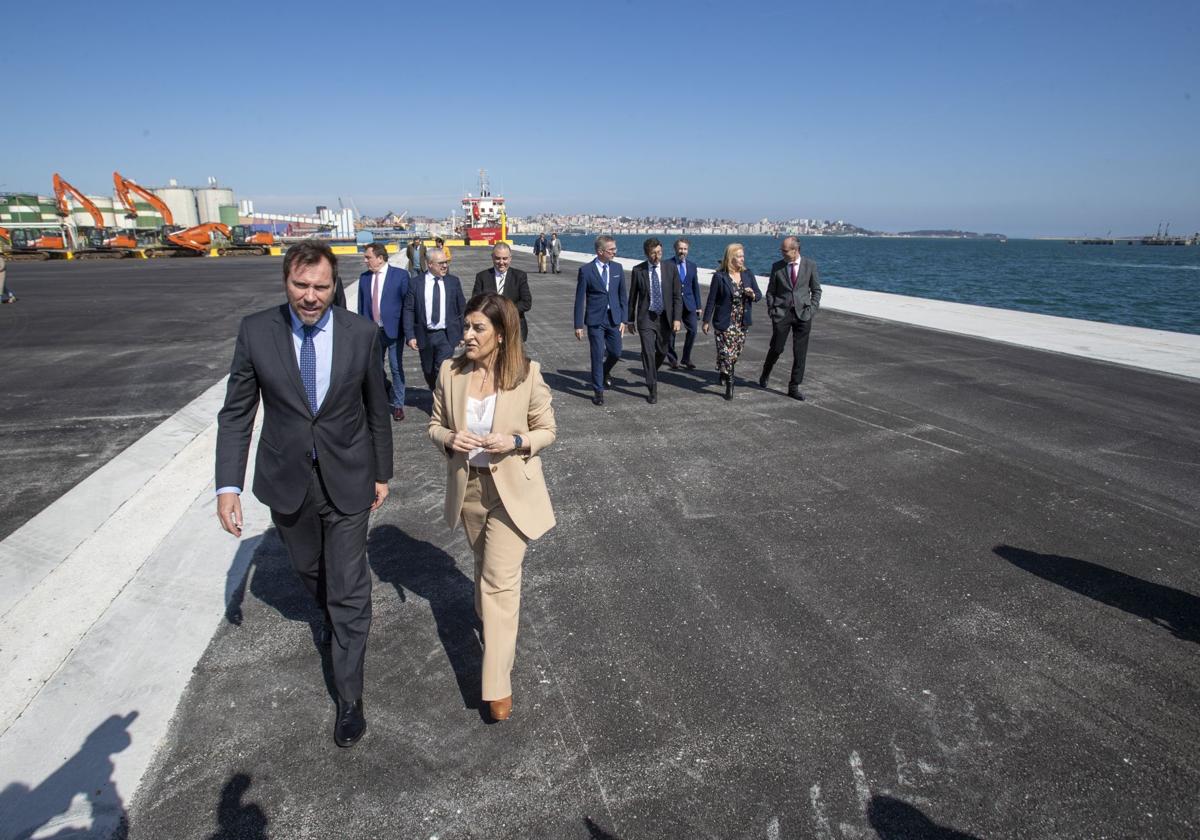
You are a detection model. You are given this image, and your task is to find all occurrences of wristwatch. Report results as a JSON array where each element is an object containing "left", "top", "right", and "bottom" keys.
[{"left": 513, "top": 434, "right": 524, "bottom": 451}]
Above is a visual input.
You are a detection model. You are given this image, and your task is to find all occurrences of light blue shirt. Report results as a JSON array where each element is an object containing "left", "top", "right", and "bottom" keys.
[{"left": 216, "top": 305, "right": 335, "bottom": 497}]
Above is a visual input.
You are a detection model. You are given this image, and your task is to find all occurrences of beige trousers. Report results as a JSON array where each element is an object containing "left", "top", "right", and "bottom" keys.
[{"left": 460, "top": 471, "right": 529, "bottom": 701}]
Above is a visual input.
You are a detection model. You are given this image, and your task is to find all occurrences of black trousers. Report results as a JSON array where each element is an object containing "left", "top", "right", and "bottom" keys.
[
  {"left": 271, "top": 465, "right": 372, "bottom": 702},
  {"left": 637, "top": 313, "right": 671, "bottom": 390},
  {"left": 420, "top": 329, "right": 454, "bottom": 390},
  {"left": 667, "top": 308, "right": 698, "bottom": 365},
  {"left": 763, "top": 312, "right": 814, "bottom": 387}
]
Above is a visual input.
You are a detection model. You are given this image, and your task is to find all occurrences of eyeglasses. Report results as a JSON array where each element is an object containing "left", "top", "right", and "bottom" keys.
[{"left": 431, "top": 260, "right": 449, "bottom": 266}]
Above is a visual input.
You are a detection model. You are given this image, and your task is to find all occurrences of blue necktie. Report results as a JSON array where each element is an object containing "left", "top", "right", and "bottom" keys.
[
  {"left": 301, "top": 324, "right": 318, "bottom": 459},
  {"left": 431, "top": 278, "right": 442, "bottom": 326},
  {"left": 650, "top": 265, "right": 662, "bottom": 313},
  {"left": 601, "top": 263, "right": 609, "bottom": 292}
]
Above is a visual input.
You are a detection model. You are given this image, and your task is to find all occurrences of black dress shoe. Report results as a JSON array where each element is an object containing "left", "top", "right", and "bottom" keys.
[
  {"left": 683, "top": 361, "right": 696, "bottom": 370},
  {"left": 317, "top": 623, "right": 333, "bottom": 648},
  {"left": 604, "top": 376, "right": 613, "bottom": 389},
  {"left": 334, "top": 698, "right": 366, "bottom": 747},
  {"left": 788, "top": 388, "right": 805, "bottom": 401},
  {"left": 648, "top": 389, "right": 657, "bottom": 404},
  {"left": 758, "top": 371, "right": 769, "bottom": 388},
  {"left": 667, "top": 359, "right": 680, "bottom": 370},
  {"left": 593, "top": 391, "right": 605, "bottom": 406}
]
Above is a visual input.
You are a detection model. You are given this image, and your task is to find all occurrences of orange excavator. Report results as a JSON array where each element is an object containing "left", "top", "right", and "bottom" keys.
[
  {"left": 166, "top": 221, "right": 231, "bottom": 253},
  {"left": 52, "top": 173, "right": 139, "bottom": 258},
  {"left": 0, "top": 223, "right": 73, "bottom": 260}
]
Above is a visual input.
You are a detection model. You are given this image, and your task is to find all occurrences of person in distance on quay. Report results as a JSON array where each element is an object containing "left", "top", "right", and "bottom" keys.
[
  {"left": 473, "top": 242, "right": 532, "bottom": 341},
  {"left": 666, "top": 237, "right": 701, "bottom": 370},
  {"left": 358, "top": 243, "right": 410, "bottom": 421},
  {"left": 0, "top": 252, "right": 15, "bottom": 304},
  {"left": 548, "top": 232, "right": 563, "bottom": 274},
  {"left": 760, "top": 235, "right": 821, "bottom": 401},
  {"left": 702, "top": 242, "right": 762, "bottom": 401},
  {"left": 573, "top": 234, "right": 628, "bottom": 406},
  {"left": 533, "top": 232, "right": 548, "bottom": 273},
  {"left": 428, "top": 294, "right": 557, "bottom": 722},
  {"left": 436, "top": 236, "right": 451, "bottom": 265},
  {"left": 405, "top": 248, "right": 467, "bottom": 391},
  {"left": 215, "top": 241, "right": 392, "bottom": 748},
  {"left": 405, "top": 237, "right": 422, "bottom": 275},
  {"left": 626, "top": 237, "right": 682, "bottom": 404}
]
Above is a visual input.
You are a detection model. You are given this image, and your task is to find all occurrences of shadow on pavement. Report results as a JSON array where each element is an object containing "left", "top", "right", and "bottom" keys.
[
  {"left": 207, "top": 773, "right": 268, "bottom": 840},
  {"left": 868, "top": 795, "right": 982, "bottom": 839},
  {"left": 0, "top": 711, "right": 137, "bottom": 840},
  {"left": 368, "top": 524, "right": 484, "bottom": 712},
  {"left": 995, "top": 544, "right": 1200, "bottom": 644},
  {"left": 583, "top": 816, "right": 622, "bottom": 839}
]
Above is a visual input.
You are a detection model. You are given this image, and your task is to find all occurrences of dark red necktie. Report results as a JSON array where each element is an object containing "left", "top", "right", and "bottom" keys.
[{"left": 789, "top": 263, "right": 798, "bottom": 288}]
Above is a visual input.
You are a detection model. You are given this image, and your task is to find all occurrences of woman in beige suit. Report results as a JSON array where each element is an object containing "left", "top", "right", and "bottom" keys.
[{"left": 428, "top": 293, "right": 556, "bottom": 721}]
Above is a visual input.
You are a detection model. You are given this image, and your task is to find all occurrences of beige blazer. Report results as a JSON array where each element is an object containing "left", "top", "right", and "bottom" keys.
[{"left": 428, "top": 358, "right": 557, "bottom": 540}]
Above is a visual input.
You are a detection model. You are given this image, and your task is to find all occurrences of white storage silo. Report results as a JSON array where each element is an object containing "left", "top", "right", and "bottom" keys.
[
  {"left": 197, "top": 187, "right": 235, "bottom": 224},
  {"left": 154, "top": 183, "right": 199, "bottom": 228},
  {"left": 72, "top": 195, "right": 118, "bottom": 228}
]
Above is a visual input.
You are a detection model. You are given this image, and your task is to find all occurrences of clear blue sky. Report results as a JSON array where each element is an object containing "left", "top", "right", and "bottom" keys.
[{"left": 4, "top": 0, "right": 1197, "bottom": 237}]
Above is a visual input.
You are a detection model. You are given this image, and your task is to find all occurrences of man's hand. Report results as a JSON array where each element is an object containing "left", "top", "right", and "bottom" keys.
[
  {"left": 407, "top": 339, "right": 418, "bottom": 350},
  {"left": 672, "top": 320, "right": 681, "bottom": 333},
  {"left": 574, "top": 328, "right": 584, "bottom": 341},
  {"left": 618, "top": 323, "right": 626, "bottom": 336},
  {"left": 370, "top": 482, "right": 389, "bottom": 511},
  {"left": 627, "top": 323, "right": 637, "bottom": 335},
  {"left": 702, "top": 322, "right": 711, "bottom": 334},
  {"left": 217, "top": 493, "right": 243, "bottom": 537}
]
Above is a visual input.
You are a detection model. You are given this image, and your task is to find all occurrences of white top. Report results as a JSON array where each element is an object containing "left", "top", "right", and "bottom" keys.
[{"left": 465, "top": 394, "right": 497, "bottom": 467}]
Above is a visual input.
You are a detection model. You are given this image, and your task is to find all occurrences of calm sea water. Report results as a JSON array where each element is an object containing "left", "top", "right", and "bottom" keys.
[{"left": 514, "top": 234, "right": 1200, "bottom": 335}]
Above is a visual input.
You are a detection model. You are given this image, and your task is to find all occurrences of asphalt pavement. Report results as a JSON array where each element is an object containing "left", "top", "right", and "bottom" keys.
[{"left": 5, "top": 247, "right": 1199, "bottom": 838}]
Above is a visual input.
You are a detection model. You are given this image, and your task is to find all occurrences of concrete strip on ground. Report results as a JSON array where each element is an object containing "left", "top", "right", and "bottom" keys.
[{"left": 514, "top": 244, "right": 1200, "bottom": 380}]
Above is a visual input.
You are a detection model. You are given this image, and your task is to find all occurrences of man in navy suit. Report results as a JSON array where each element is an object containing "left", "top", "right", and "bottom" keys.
[
  {"left": 573, "top": 235, "right": 627, "bottom": 406},
  {"left": 627, "top": 238, "right": 681, "bottom": 404},
  {"left": 358, "top": 243, "right": 409, "bottom": 421},
  {"left": 666, "top": 238, "right": 702, "bottom": 370},
  {"left": 404, "top": 247, "right": 466, "bottom": 391}
]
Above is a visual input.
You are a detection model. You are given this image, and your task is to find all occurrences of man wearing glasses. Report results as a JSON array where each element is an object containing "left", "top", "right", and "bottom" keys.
[{"left": 404, "top": 249, "right": 466, "bottom": 391}]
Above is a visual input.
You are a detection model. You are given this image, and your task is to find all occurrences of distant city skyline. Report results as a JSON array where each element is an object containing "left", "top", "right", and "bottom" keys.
[{"left": 4, "top": 0, "right": 1197, "bottom": 238}]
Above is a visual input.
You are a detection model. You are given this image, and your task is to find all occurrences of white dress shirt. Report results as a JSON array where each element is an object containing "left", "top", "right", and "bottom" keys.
[{"left": 424, "top": 271, "right": 446, "bottom": 329}]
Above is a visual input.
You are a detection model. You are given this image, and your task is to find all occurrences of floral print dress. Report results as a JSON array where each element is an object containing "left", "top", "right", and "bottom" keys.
[{"left": 716, "top": 277, "right": 748, "bottom": 376}]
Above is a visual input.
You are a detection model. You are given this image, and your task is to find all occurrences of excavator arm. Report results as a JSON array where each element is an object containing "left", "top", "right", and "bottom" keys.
[
  {"left": 53, "top": 174, "right": 105, "bottom": 228},
  {"left": 113, "top": 171, "right": 175, "bottom": 226},
  {"left": 166, "top": 222, "right": 231, "bottom": 252}
]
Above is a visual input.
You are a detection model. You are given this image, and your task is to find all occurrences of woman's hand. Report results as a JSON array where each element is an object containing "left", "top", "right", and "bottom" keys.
[
  {"left": 743, "top": 286, "right": 756, "bottom": 298},
  {"left": 481, "top": 433, "right": 517, "bottom": 454},
  {"left": 447, "top": 430, "right": 484, "bottom": 452}
]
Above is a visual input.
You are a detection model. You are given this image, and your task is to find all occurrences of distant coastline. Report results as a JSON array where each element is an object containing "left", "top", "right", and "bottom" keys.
[{"left": 508, "top": 214, "right": 1006, "bottom": 240}]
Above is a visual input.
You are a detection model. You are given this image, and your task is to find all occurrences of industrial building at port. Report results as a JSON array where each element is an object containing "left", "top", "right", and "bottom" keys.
[{"left": 0, "top": 179, "right": 358, "bottom": 240}]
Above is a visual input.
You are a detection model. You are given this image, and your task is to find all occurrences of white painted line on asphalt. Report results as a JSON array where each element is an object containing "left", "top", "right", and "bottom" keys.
[{"left": 514, "top": 245, "right": 1200, "bottom": 380}]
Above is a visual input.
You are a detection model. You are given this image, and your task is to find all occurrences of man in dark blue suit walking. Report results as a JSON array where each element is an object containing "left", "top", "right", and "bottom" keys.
[
  {"left": 666, "top": 237, "right": 702, "bottom": 370},
  {"left": 573, "top": 235, "right": 627, "bottom": 406},
  {"left": 404, "top": 247, "right": 466, "bottom": 391},
  {"left": 358, "top": 243, "right": 410, "bottom": 421}
]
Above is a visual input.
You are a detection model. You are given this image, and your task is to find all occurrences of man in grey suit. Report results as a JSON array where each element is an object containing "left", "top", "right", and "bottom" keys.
[
  {"left": 472, "top": 242, "right": 532, "bottom": 340},
  {"left": 215, "top": 240, "right": 392, "bottom": 748},
  {"left": 626, "top": 238, "right": 681, "bottom": 404},
  {"left": 760, "top": 236, "right": 822, "bottom": 400}
]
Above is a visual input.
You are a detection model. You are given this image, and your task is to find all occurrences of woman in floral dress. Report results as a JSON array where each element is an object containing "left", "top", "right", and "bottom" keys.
[{"left": 702, "top": 243, "right": 762, "bottom": 400}]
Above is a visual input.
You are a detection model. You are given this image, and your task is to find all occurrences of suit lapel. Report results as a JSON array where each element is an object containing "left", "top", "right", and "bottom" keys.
[
  {"left": 321, "top": 308, "right": 350, "bottom": 416},
  {"left": 272, "top": 304, "right": 313, "bottom": 415},
  {"left": 452, "top": 361, "right": 470, "bottom": 433}
]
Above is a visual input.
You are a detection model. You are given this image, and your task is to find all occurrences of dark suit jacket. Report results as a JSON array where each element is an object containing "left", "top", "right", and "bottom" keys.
[
  {"left": 472, "top": 267, "right": 532, "bottom": 321},
  {"left": 403, "top": 273, "right": 466, "bottom": 348},
  {"left": 627, "top": 260, "right": 682, "bottom": 329},
  {"left": 334, "top": 276, "right": 346, "bottom": 309},
  {"left": 765, "top": 257, "right": 821, "bottom": 322},
  {"left": 215, "top": 304, "right": 393, "bottom": 516},
  {"left": 703, "top": 270, "right": 763, "bottom": 331},
  {"left": 358, "top": 264, "right": 410, "bottom": 341},
  {"left": 573, "top": 260, "right": 627, "bottom": 329},
  {"left": 671, "top": 256, "right": 702, "bottom": 311}
]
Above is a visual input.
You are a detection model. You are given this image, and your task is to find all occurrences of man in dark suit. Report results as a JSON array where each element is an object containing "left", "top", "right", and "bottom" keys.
[
  {"left": 760, "top": 236, "right": 822, "bottom": 400},
  {"left": 666, "top": 237, "right": 702, "bottom": 370},
  {"left": 215, "top": 240, "right": 392, "bottom": 748},
  {"left": 573, "top": 235, "right": 627, "bottom": 406},
  {"left": 627, "top": 238, "right": 681, "bottom": 404},
  {"left": 358, "top": 243, "right": 410, "bottom": 421},
  {"left": 472, "top": 242, "right": 532, "bottom": 341},
  {"left": 404, "top": 247, "right": 466, "bottom": 390}
]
